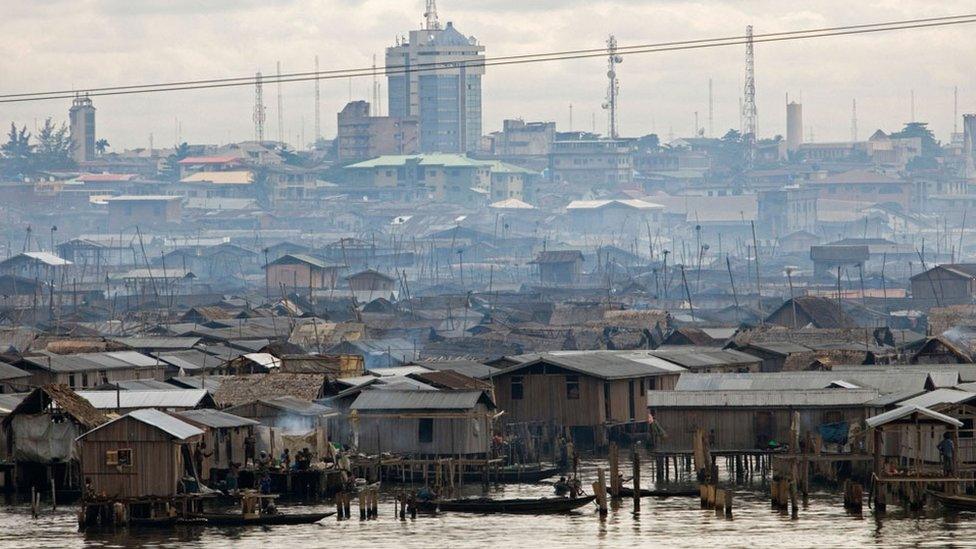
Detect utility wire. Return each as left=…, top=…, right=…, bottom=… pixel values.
left=1, top=14, right=973, bottom=104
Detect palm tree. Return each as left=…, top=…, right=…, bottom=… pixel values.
left=95, top=138, right=110, bottom=155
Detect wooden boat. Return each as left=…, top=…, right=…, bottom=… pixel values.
left=420, top=495, right=596, bottom=514
left=929, top=491, right=976, bottom=511
left=460, top=465, right=561, bottom=483
left=190, top=511, right=334, bottom=526
left=618, top=486, right=699, bottom=498
left=127, top=516, right=208, bottom=528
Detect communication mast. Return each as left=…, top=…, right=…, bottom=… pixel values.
left=276, top=61, right=284, bottom=144
left=741, top=25, right=758, bottom=157
left=314, top=56, right=321, bottom=142
left=253, top=72, right=266, bottom=142
left=851, top=98, right=858, bottom=141
left=424, top=0, right=441, bottom=30
left=708, top=78, right=714, bottom=138
left=602, top=35, right=623, bottom=139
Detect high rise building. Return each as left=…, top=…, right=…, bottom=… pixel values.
left=786, top=101, right=802, bottom=153
left=386, top=3, right=484, bottom=153
left=964, top=113, right=976, bottom=178
left=69, top=95, right=96, bottom=162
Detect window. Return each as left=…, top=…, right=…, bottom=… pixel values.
left=68, top=374, right=76, bottom=388
left=105, top=450, right=118, bottom=465
left=117, top=448, right=133, bottom=466
left=99, top=370, right=108, bottom=384
left=81, top=373, right=89, bottom=388
left=962, top=418, right=974, bottom=439
left=511, top=376, right=524, bottom=400
left=566, top=375, right=580, bottom=400
left=418, top=418, right=434, bottom=443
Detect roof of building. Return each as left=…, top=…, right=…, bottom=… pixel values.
left=105, top=195, right=182, bottom=202
left=893, top=388, right=976, bottom=409
left=212, top=373, right=325, bottom=407
left=489, top=198, right=536, bottom=210
left=75, top=389, right=211, bottom=409
left=408, top=370, right=490, bottom=390
left=765, top=296, right=856, bottom=329
left=177, top=155, right=242, bottom=165
left=411, top=359, right=498, bottom=379
left=495, top=351, right=685, bottom=380
left=565, top=199, right=664, bottom=211
left=181, top=170, right=254, bottom=185
left=0, top=361, right=29, bottom=381
left=530, top=250, right=584, bottom=264
left=350, top=389, right=489, bottom=411
left=227, top=395, right=336, bottom=417
left=647, top=389, right=880, bottom=408
left=645, top=348, right=761, bottom=370
left=265, top=253, right=340, bottom=269
left=2, top=385, right=108, bottom=429
left=865, top=405, right=963, bottom=428
left=811, top=169, right=906, bottom=185
left=176, top=408, right=259, bottom=429
left=22, top=350, right=162, bottom=373
left=76, top=173, right=139, bottom=182
left=80, top=408, right=203, bottom=441
left=346, top=268, right=395, bottom=282
left=0, top=251, right=72, bottom=267
left=674, top=371, right=931, bottom=394
left=108, top=337, right=202, bottom=350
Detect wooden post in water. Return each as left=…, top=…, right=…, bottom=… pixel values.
left=632, top=445, right=641, bottom=513
left=50, top=478, right=56, bottom=511
left=592, top=467, right=608, bottom=516
left=609, top=443, right=620, bottom=498
left=31, top=486, right=37, bottom=519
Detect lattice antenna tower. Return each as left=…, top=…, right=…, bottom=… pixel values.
left=253, top=72, right=266, bottom=141
left=741, top=25, right=758, bottom=155
left=424, top=0, right=441, bottom=30
left=601, top=35, right=623, bottom=139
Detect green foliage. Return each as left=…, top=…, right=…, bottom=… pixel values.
left=890, top=122, right=941, bottom=157
left=0, top=119, right=75, bottom=178
left=95, top=138, right=110, bottom=155
left=161, top=142, right=191, bottom=181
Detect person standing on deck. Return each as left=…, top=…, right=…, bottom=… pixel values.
left=938, top=432, right=955, bottom=476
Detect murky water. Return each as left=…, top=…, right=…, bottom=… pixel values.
left=1, top=461, right=974, bottom=549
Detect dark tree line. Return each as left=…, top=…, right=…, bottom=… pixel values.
left=0, top=119, right=75, bottom=179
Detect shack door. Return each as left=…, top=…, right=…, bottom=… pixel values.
left=754, top=411, right=776, bottom=448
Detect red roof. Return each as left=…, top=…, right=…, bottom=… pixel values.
left=177, top=155, right=242, bottom=165
left=77, top=173, right=137, bottom=182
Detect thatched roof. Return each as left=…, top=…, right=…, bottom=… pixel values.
left=2, top=384, right=108, bottom=430
left=212, top=373, right=326, bottom=408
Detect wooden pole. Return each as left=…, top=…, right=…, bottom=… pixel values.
left=609, top=443, right=620, bottom=498
left=632, top=445, right=641, bottom=513
left=592, top=467, right=608, bottom=516
left=50, top=478, right=56, bottom=511
left=31, top=486, right=37, bottom=519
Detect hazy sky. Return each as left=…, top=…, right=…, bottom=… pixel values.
left=1, top=1, right=973, bottom=150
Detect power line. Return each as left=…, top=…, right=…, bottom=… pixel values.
left=1, top=14, right=973, bottom=104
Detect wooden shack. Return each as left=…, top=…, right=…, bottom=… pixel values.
left=529, top=250, right=583, bottom=285
left=77, top=408, right=203, bottom=499
left=646, top=389, right=878, bottom=452
left=345, top=269, right=396, bottom=292
left=490, top=352, right=684, bottom=447
left=175, top=409, right=259, bottom=479
left=224, top=396, right=337, bottom=459
left=349, top=389, right=495, bottom=456
left=2, top=385, right=107, bottom=492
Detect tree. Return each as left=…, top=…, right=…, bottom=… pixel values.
left=34, top=118, right=74, bottom=170
left=161, top=142, right=191, bottom=180
left=0, top=123, right=34, bottom=178
left=95, top=138, right=110, bottom=155
left=891, top=122, right=940, bottom=157
left=722, top=129, right=742, bottom=142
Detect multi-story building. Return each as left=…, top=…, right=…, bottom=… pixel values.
left=336, top=101, right=419, bottom=162
left=757, top=186, right=819, bottom=237
left=386, top=7, right=484, bottom=154
left=548, top=139, right=633, bottom=188
left=69, top=95, right=96, bottom=163
left=485, top=119, right=555, bottom=167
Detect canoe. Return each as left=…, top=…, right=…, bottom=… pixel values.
left=190, top=511, right=335, bottom=526
left=618, top=486, right=699, bottom=498
left=460, top=466, right=561, bottom=483
left=128, top=516, right=208, bottom=528
left=929, top=491, right=976, bottom=511
left=420, top=495, right=596, bottom=514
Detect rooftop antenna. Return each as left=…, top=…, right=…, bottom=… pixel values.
left=954, top=85, right=959, bottom=136
left=708, top=78, right=714, bottom=138
left=694, top=111, right=699, bottom=136
left=276, top=61, right=284, bottom=144
left=910, top=89, right=916, bottom=123
left=372, top=54, right=379, bottom=115
left=314, top=56, right=321, bottom=142
left=601, top=34, right=623, bottom=139
left=253, top=72, right=266, bottom=141
left=569, top=103, right=573, bottom=131
left=851, top=98, right=858, bottom=141
left=424, top=0, right=441, bottom=30
left=742, top=25, right=758, bottom=161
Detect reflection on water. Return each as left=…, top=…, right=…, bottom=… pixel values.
left=1, top=464, right=973, bottom=549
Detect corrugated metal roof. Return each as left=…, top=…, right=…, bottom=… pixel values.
left=242, top=353, right=281, bottom=369
left=495, top=351, right=685, bottom=380
left=79, top=408, right=203, bottom=441
left=894, top=388, right=976, bottom=409
left=177, top=408, right=259, bottom=428
left=647, top=389, right=879, bottom=408
left=0, top=362, right=29, bottom=381
left=110, top=337, right=202, bottom=350
left=350, top=390, right=486, bottom=411
left=647, top=349, right=761, bottom=369
left=237, top=395, right=335, bottom=417
left=866, top=405, right=963, bottom=428
left=23, top=351, right=162, bottom=372
left=674, top=371, right=929, bottom=394
left=76, top=389, right=209, bottom=409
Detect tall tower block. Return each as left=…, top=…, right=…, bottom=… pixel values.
left=386, top=2, right=485, bottom=153
left=786, top=100, right=802, bottom=153
left=69, top=95, right=96, bottom=162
